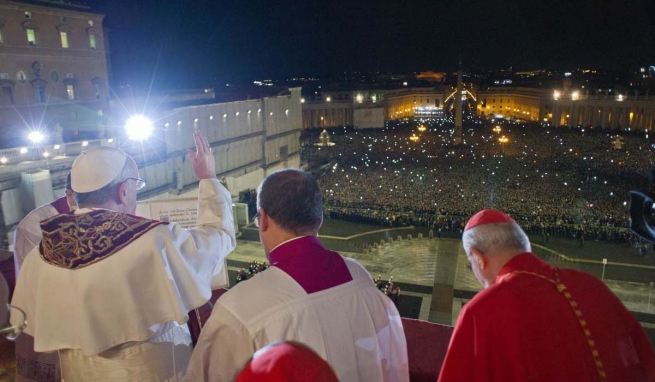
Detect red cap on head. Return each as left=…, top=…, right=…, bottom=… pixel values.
left=464, top=209, right=516, bottom=231
left=236, top=342, right=339, bottom=382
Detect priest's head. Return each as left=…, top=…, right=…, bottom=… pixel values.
left=70, top=147, right=141, bottom=215
left=256, top=169, right=323, bottom=256
left=462, top=209, right=531, bottom=288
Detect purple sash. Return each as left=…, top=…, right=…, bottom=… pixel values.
left=39, top=210, right=168, bottom=270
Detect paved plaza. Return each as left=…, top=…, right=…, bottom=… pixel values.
left=229, top=220, right=655, bottom=328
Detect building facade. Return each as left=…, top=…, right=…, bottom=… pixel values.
left=477, top=87, right=550, bottom=122
left=302, top=84, right=655, bottom=131
left=302, top=87, right=447, bottom=129
left=477, top=87, right=655, bottom=130
left=0, top=0, right=110, bottom=147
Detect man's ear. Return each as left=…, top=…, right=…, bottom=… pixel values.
left=259, top=209, right=270, bottom=232
left=470, top=247, right=487, bottom=270
left=64, top=189, right=77, bottom=210
left=117, top=181, right=128, bottom=206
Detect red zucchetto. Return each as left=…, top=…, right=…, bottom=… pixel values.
left=464, top=209, right=516, bottom=231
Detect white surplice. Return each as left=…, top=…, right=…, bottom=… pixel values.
left=13, top=202, right=59, bottom=273
left=13, top=200, right=64, bottom=382
left=11, top=179, right=236, bottom=382
left=184, top=258, right=409, bottom=382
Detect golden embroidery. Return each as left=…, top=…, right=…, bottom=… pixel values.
left=500, top=269, right=607, bottom=382
left=39, top=210, right=167, bottom=270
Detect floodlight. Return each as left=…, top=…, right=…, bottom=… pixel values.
left=125, top=115, right=154, bottom=141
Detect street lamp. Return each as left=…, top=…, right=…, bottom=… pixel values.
left=493, top=126, right=502, bottom=135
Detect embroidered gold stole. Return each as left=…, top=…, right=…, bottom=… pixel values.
left=39, top=210, right=168, bottom=270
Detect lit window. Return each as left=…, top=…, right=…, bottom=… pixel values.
left=89, top=34, right=96, bottom=49
left=60, top=31, right=69, bottom=48
left=0, top=29, right=3, bottom=44
left=25, top=11, right=31, bottom=19
left=66, top=84, right=75, bottom=100
left=26, top=28, right=36, bottom=45
left=88, top=20, right=94, bottom=27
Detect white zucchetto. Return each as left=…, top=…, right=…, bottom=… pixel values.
left=71, top=147, right=128, bottom=193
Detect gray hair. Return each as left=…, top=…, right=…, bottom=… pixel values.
left=462, top=222, right=531, bottom=255
left=74, top=160, right=135, bottom=207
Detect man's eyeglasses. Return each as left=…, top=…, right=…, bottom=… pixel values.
left=125, top=178, right=146, bottom=191
left=251, top=212, right=260, bottom=228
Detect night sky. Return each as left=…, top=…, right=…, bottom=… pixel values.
left=84, top=0, right=655, bottom=89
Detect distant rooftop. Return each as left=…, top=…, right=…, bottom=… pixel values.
left=6, top=0, right=102, bottom=14
left=212, top=85, right=293, bottom=103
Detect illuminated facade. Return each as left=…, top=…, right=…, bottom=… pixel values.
left=302, top=100, right=353, bottom=128
left=477, top=87, right=655, bottom=130
left=302, top=84, right=655, bottom=132
left=0, top=0, right=110, bottom=145
left=302, top=87, right=446, bottom=129
left=477, top=87, right=549, bottom=122
left=385, top=88, right=444, bottom=119
left=550, top=92, right=655, bottom=130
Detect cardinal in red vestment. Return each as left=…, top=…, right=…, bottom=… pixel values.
left=438, top=209, right=655, bottom=382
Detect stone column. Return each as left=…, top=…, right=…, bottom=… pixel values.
left=610, top=106, right=618, bottom=129
left=571, top=103, right=579, bottom=127
left=553, top=104, right=560, bottom=127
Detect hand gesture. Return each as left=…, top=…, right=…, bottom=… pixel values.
left=188, top=132, right=217, bottom=180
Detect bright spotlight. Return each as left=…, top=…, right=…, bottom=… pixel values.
left=125, top=115, right=154, bottom=141
left=28, top=131, right=44, bottom=143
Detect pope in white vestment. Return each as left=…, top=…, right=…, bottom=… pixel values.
left=185, top=169, right=408, bottom=382
left=11, top=132, right=235, bottom=381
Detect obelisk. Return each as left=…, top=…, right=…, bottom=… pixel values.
left=453, top=67, right=463, bottom=146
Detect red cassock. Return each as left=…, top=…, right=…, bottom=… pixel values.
left=438, top=253, right=655, bottom=382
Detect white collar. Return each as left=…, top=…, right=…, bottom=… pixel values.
left=74, top=207, right=112, bottom=215
left=269, top=235, right=313, bottom=253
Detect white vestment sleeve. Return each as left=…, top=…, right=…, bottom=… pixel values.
left=176, top=178, right=236, bottom=285
left=184, top=304, right=254, bottom=382
left=13, top=204, right=57, bottom=275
